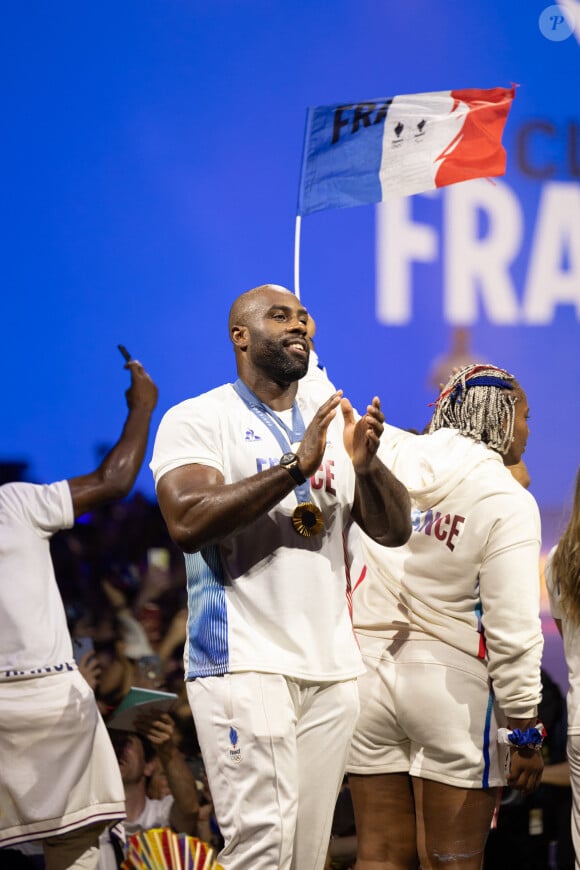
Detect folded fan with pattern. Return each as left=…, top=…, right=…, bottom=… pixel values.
left=121, top=828, right=224, bottom=870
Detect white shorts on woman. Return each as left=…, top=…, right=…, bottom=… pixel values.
left=347, top=633, right=508, bottom=789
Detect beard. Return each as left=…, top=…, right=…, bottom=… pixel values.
left=250, top=337, right=309, bottom=383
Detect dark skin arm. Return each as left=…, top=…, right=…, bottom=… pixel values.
left=68, top=361, right=158, bottom=518
left=342, top=396, right=411, bottom=547
left=135, top=712, right=199, bottom=834
left=502, top=614, right=564, bottom=794
left=504, top=715, right=544, bottom=794
left=157, top=391, right=410, bottom=553
left=157, top=391, right=343, bottom=552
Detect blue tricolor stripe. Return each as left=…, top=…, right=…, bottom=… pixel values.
left=298, top=100, right=386, bottom=215
left=184, top=546, right=229, bottom=676
left=481, top=687, right=495, bottom=788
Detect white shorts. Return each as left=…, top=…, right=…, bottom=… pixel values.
left=187, top=672, right=360, bottom=870
left=0, top=670, right=125, bottom=847
left=347, top=634, right=507, bottom=789
left=566, top=731, right=580, bottom=869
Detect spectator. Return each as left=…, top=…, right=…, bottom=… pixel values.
left=0, top=358, right=158, bottom=870
left=545, top=465, right=580, bottom=868
left=98, top=712, right=200, bottom=868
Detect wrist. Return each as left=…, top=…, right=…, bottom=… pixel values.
left=498, top=722, right=546, bottom=751
left=353, top=453, right=381, bottom=476
left=158, top=743, right=177, bottom=765
left=353, top=461, right=375, bottom=477
left=279, top=452, right=307, bottom=485
left=506, top=713, right=538, bottom=729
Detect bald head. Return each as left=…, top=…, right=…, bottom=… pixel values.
left=228, top=283, right=310, bottom=389
left=228, top=284, right=294, bottom=336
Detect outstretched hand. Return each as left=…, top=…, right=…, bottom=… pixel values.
left=342, top=396, right=384, bottom=472
left=125, top=360, right=159, bottom=413
left=296, top=391, right=343, bottom=478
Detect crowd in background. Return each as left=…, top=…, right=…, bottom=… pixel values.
left=0, top=460, right=574, bottom=870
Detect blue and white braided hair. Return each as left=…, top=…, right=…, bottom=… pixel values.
left=429, top=364, right=519, bottom=455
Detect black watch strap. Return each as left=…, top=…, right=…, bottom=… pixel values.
left=279, top=452, right=307, bottom=485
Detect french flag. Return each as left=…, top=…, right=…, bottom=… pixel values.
left=297, top=87, right=516, bottom=216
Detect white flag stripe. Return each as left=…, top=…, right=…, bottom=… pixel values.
left=379, top=91, right=467, bottom=200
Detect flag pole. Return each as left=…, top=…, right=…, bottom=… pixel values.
left=293, top=215, right=302, bottom=300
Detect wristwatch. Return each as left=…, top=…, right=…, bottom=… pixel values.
left=279, top=452, right=306, bottom=485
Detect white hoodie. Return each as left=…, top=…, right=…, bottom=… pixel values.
left=353, top=425, right=543, bottom=719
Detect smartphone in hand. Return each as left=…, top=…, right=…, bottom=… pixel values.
left=72, top=636, right=94, bottom=665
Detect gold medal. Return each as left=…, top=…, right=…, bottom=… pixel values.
left=292, top=502, right=324, bottom=537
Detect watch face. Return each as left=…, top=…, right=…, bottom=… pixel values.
left=280, top=452, right=296, bottom=466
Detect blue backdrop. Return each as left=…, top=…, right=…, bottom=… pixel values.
left=1, top=0, right=578, bottom=525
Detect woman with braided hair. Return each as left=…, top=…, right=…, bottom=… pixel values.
left=347, top=364, right=544, bottom=870
left=545, top=467, right=580, bottom=868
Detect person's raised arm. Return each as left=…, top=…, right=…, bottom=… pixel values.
left=68, top=360, right=158, bottom=518
left=156, top=392, right=343, bottom=553
left=342, top=396, right=411, bottom=548
left=135, top=712, right=199, bottom=835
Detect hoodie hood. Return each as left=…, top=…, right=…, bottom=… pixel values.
left=380, top=426, right=505, bottom=511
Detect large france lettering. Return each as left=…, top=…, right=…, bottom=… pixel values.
left=376, top=178, right=580, bottom=325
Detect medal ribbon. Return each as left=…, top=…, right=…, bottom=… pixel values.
left=232, top=379, right=313, bottom=504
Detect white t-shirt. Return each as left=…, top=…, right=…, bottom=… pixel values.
left=545, top=547, right=580, bottom=733
left=0, top=481, right=76, bottom=679
left=98, top=796, right=174, bottom=870
left=125, top=794, right=173, bottom=833
left=150, top=382, right=363, bottom=682
left=354, top=426, right=543, bottom=719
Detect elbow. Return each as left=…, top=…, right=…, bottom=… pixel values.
left=356, top=509, right=412, bottom=549
left=375, top=494, right=413, bottom=547
left=162, top=494, right=220, bottom=554
left=157, top=486, right=209, bottom=553
left=380, top=514, right=412, bottom=548
left=167, top=520, right=203, bottom=554
left=390, top=515, right=412, bottom=547
left=103, top=480, right=133, bottom=502
left=97, top=465, right=137, bottom=502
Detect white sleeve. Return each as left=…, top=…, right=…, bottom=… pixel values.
left=478, top=492, right=543, bottom=718
left=150, top=396, right=224, bottom=486
left=0, top=481, right=74, bottom=538
left=544, top=546, right=563, bottom=620
left=376, top=424, right=415, bottom=467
